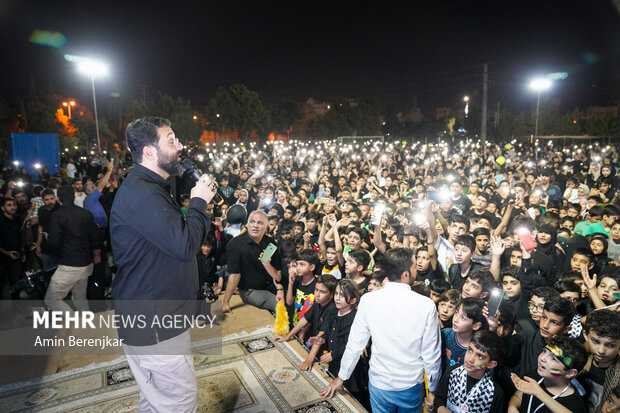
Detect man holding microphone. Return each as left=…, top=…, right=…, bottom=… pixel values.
left=110, top=117, right=216, bottom=413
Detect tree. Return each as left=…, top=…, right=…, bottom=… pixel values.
left=585, top=113, right=618, bottom=137
left=206, top=84, right=269, bottom=143
left=269, top=101, right=301, bottom=137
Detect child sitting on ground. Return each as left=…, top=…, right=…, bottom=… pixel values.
left=435, top=331, right=506, bottom=413
left=276, top=274, right=338, bottom=346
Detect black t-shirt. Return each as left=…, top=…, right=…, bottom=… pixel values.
left=519, top=371, right=587, bottom=413
left=226, top=232, right=282, bottom=292
left=37, top=204, right=59, bottom=254
left=434, top=364, right=505, bottom=413
left=451, top=195, right=473, bottom=215
left=305, top=300, right=337, bottom=338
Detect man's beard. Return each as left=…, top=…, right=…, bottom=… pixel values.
left=156, top=147, right=181, bottom=176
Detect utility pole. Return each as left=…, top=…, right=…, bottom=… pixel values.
left=481, top=64, right=488, bottom=145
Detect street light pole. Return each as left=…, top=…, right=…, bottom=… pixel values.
left=77, top=58, right=107, bottom=154
left=529, top=77, right=552, bottom=161
left=90, top=75, right=101, bottom=153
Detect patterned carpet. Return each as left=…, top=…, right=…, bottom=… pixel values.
left=0, top=329, right=364, bottom=413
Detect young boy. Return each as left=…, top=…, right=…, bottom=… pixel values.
left=586, top=205, right=620, bottom=237
left=582, top=309, right=620, bottom=412
left=368, top=270, right=385, bottom=292
left=471, top=227, right=492, bottom=267
left=516, top=295, right=575, bottom=377
left=277, top=274, right=338, bottom=347
left=461, top=268, right=496, bottom=299
left=553, top=279, right=583, bottom=339
left=321, top=241, right=342, bottom=280
left=608, top=220, right=620, bottom=262
left=286, top=249, right=319, bottom=328
left=437, top=289, right=460, bottom=328
left=448, top=235, right=482, bottom=292
left=345, top=248, right=371, bottom=293
left=509, top=336, right=588, bottom=412
left=442, top=297, right=488, bottom=370
left=574, top=205, right=605, bottom=236
left=430, top=279, right=451, bottom=304
left=435, top=331, right=505, bottom=413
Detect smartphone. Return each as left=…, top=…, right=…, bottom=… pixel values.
left=317, top=197, right=330, bottom=204
left=260, top=243, right=278, bottom=263
left=372, top=204, right=385, bottom=226
left=487, top=288, right=503, bottom=318
left=516, top=228, right=537, bottom=250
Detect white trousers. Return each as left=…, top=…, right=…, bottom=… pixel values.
left=44, top=263, right=93, bottom=312
left=123, top=330, right=197, bottom=413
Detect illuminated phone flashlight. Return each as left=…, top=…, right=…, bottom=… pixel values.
left=34, top=163, right=41, bottom=169
left=413, top=213, right=426, bottom=225
left=16, top=180, right=24, bottom=187
left=440, top=190, right=451, bottom=201
left=13, top=161, right=19, bottom=167
left=594, top=156, right=601, bottom=162
left=262, top=197, right=271, bottom=204
left=516, top=227, right=529, bottom=236
left=534, top=190, right=542, bottom=196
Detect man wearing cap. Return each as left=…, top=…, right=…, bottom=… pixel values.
left=534, top=169, right=562, bottom=202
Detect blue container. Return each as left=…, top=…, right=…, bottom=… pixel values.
left=10, top=133, right=60, bottom=182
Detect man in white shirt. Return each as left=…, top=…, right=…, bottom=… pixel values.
left=320, top=248, right=442, bottom=412
left=66, top=158, right=77, bottom=181
left=72, top=178, right=87, bottom=208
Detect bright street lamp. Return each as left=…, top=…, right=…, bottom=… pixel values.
left=463, top=96, right=469, bottom=118
left=77, top=59, right=108, bottom=153
left=529, top=77, right=552, bottom=140
left=62, top=100, right=76, bottom=119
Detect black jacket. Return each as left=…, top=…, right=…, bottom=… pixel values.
left=110, top=164, right=211, bottom=345
left=47, top=203, right=100, bottom=267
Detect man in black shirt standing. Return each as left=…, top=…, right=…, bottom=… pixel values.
left=0, top=197, right=23, bottom=299
left=222, top=209, right=284, bottom=314
left=36, top=189, right=59, bottom=269
left=110, top=117, right=216, bottom=413
left=44, top=185, right=101, bottom=311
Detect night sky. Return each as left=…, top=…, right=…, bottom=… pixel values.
left=1, top=0, right=618, bottom=115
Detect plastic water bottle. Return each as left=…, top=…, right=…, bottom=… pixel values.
left=319, top=350, right=329, bottom=372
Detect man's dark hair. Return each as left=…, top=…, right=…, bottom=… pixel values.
left=547, top=335, right=588, bottom=372
left=296, top=248, right=319, bottom=269
left=470, top=330, right=504, bottom=364
left=454, top=235, right=476, bottom=253
left=543, top=296, right=575, bottom=326
left=382, top=247, right=414, bottom=282
left=0, top=196, right=15, bottom=208
left=316, top=274, right=338, bottom=295
left=531, top=286, right=561, bottom=301
left=41, top=189, right=55, bottom=198
left=57, top=185, right=75, bottom=204
left=285, top=205, right=297, bottom=215
left=125, top=117, right=171, bottom=163
left=411, top=281, right=431, bottom=297
left=584, top=309, right=620, bottom=340
left=348, top=248, right=371, bottom=272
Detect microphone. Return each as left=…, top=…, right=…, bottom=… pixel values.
left=180, top=158, right=224, bottom=205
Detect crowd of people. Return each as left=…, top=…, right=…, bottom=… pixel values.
left=1, top=131, right=620, bottom=412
